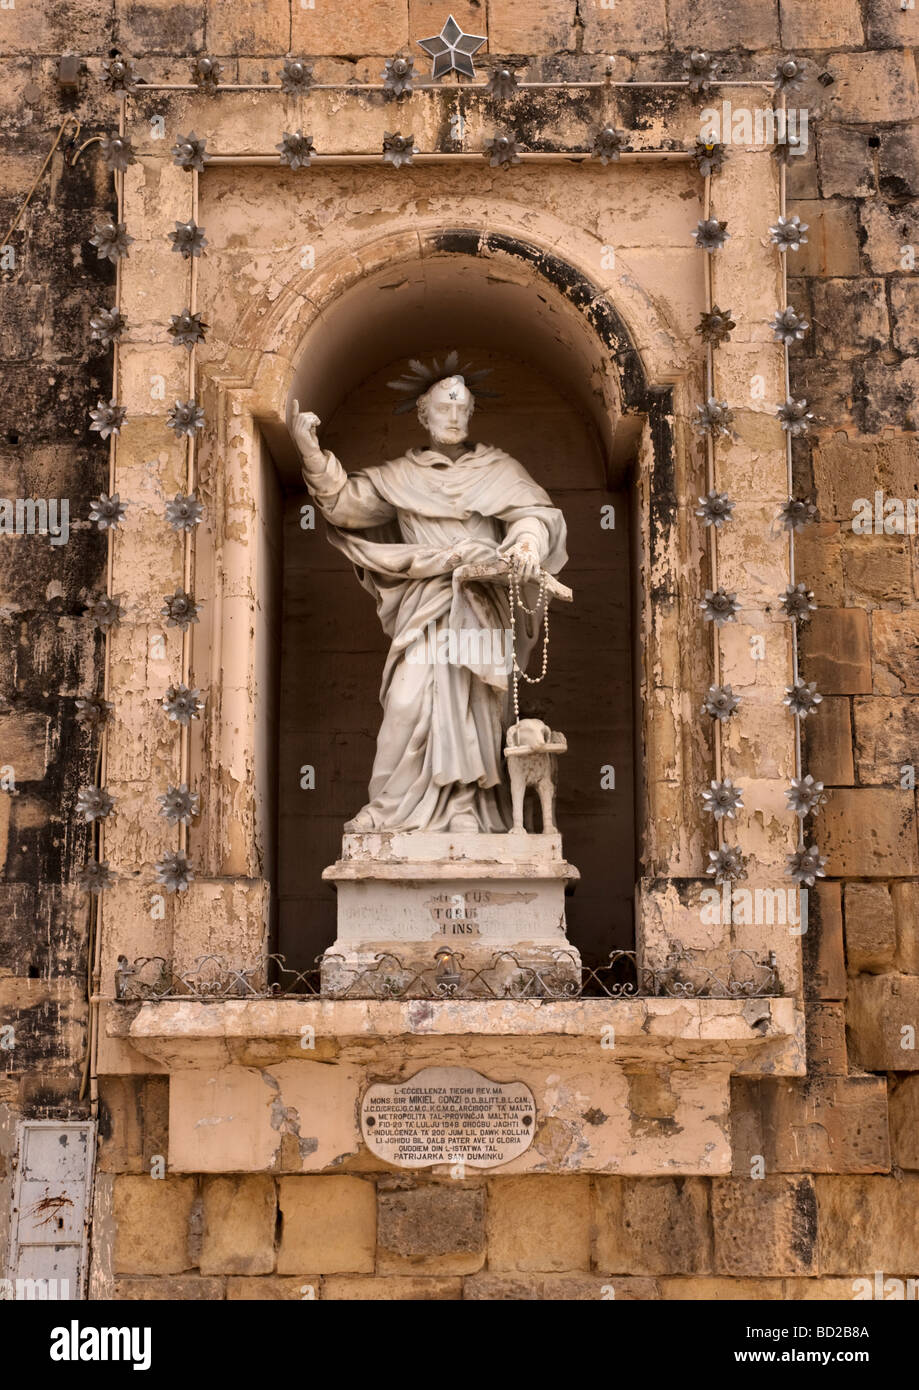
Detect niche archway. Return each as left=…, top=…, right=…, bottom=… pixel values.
left=255, top=232, right=668, bottom=971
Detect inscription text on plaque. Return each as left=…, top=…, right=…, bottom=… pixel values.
left=361, top=1066, right=536, bottom=1169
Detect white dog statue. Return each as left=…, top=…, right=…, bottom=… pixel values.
left=504, top=718, right=568, bottom=834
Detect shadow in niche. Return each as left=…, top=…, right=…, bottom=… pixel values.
left=274, top=347, right=637, bottom=973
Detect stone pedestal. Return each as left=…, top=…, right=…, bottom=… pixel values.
left=319, top=831, right=580, bottom=997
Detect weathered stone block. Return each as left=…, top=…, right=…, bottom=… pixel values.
left=821, top=788, right=919, bottom=877
left=816, top=126, right=876, bottom=199
left=892, top=880, right=919, bottom=974
left=824, top=52, right=919, bottom=124
left=277, top=1177, right=375, bottom=1274
left=228, top=1276, right=320, bottom=1300
left=844, top=535, right=911, bottom=606
left=817, top=1175, right=919, bottom=1272
left=865, top=0, right=919, bottom=45
left=889, top=1076, right=919, bottom=1169
left=802, top=700, right=854, bottom=790
left=593, top=1177, right=711, bottom=1276
left=669, top=0, right=778, bottom=47
left=225, top=1273, right=318, bottom=1295
left=205, top=0, right=289, bottom=53
left=113, top=1175, right=196, bottom=1275
left=487, top=1175, right=590, bottom=1273
left=200, top=1176, right=277, bottom=1276
left=711, top=1176, right=817, bottom=1276
left=873, top=610, right=919, bottom=695
left=488, top=0, right=577, bottom=50
left=878, top=126, right=919, bottom=203
left=779, top=0, right=863, bottom=46
left=854, top=697, right=919, bottom=786
left=463, top=1273, right=657, bottom=1300
left=813, top=436, right=919, bottom=524
left=579, top=0, right=668, bottom=52
left=659, top=1276, right=783, bottom=1299
left=0, top=712, right=50, bottom=781
left=115, top=0, right=206, bottom=53
left=811, top=279, right=888, bottom=360
left=845, top=883, right=897, bottom=974
left=794, top=523, right=843, bottom=606
left=788, top=200, right=860, bottom=278
left=848, top=973, right=919, bottom=1070
left=805, top=1001, right=848, bottom=1076
left=861, top=200, right=919, bottom=276
left=291, top=0, right=408, bottom=55
left=323, top=1275, right=462, bottom=1300
left=377, top=1185, right=484, bottom=1275
left=800, top=610, right=871, bottom=694
left=97, top=1076, right=169, bottom=1174
left=803, top=885, right=847, bottom=1003
left=890, top=277, right=919, bottom=358
left=754, top=1076, right=889, bottom=1174
left=782, top=1277, right=867, bottom=1300
left=113, top=1276, right=225, bottom=1300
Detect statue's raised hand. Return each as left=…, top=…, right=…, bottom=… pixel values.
left=291, top=400, right=324, bottom=468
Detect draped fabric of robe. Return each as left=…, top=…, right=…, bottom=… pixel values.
left=303, top=441, right=568, bottom=831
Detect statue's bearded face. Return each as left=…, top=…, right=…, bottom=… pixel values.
left=418, top=376, right=474, bottom=446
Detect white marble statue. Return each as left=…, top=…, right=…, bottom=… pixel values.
left=291, top=372, right=568, bottom=833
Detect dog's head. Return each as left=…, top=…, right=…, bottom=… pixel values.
left=507, top=717, right=552, bottom=748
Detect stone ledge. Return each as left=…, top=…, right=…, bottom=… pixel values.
left=106, top=996, right=805, bottom=1075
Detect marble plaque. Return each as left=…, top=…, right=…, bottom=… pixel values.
left=361, top=1066, right=536, bottom=1169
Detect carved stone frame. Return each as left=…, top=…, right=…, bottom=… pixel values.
left=97, top=85, right=802, bottom=1071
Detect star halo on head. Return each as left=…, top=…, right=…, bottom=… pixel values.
left=387, top=351, right=499, bottom=415
left=417, top=14, right=486, bottom=80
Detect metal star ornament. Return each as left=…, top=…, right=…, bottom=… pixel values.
left=90, top=307, right=127, bottom=347
left=75, top=695, right=113, bottom=726
left=702, top=684, right=741, bottom=721
left=168, top=308, right=207, bottom=349
left=89, top=492, right=127, bottom=530
left=784, top=680, right=822, bottom=717
left=165, top=493, right=204, bottom=531
left=702, top=778, right=744, bottom=821
left=155, top=850, right=194, bottom=894
left=786, top=844, right=826, bottom=886
left=779, top=498, right=818, bottom=532
left=786, top=775, right=826, bottom=817
left=79, top=859, right=112, bottom=894
left=77, top=785, right=115, bottom=822
left=162, top=683, right=205, bottom=725
left=706, top=845, right=748, bottom=884
left=781, top=582, right=817, bottom=622
left=158, top=784, right=200, bottom=824
left=700, top=586, right=740, bottom=626
left=277, top=131, right=315, bottom=170
left=161, top=589, right=200, bottom=630
left=417, top=15, right=486, bottom=80
left=89, top=595, right=124, bottom=629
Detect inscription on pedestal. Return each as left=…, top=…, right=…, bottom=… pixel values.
left=360, top=1066, right=536, bottom=1169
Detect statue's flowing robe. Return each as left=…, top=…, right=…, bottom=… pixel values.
left=303, top=441, right=567, bottom=831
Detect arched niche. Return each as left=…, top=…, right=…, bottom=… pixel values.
left=249, top=232, right=673, bottom=970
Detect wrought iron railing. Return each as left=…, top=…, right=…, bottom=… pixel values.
left=114, top=947, right=781, bottom=1002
